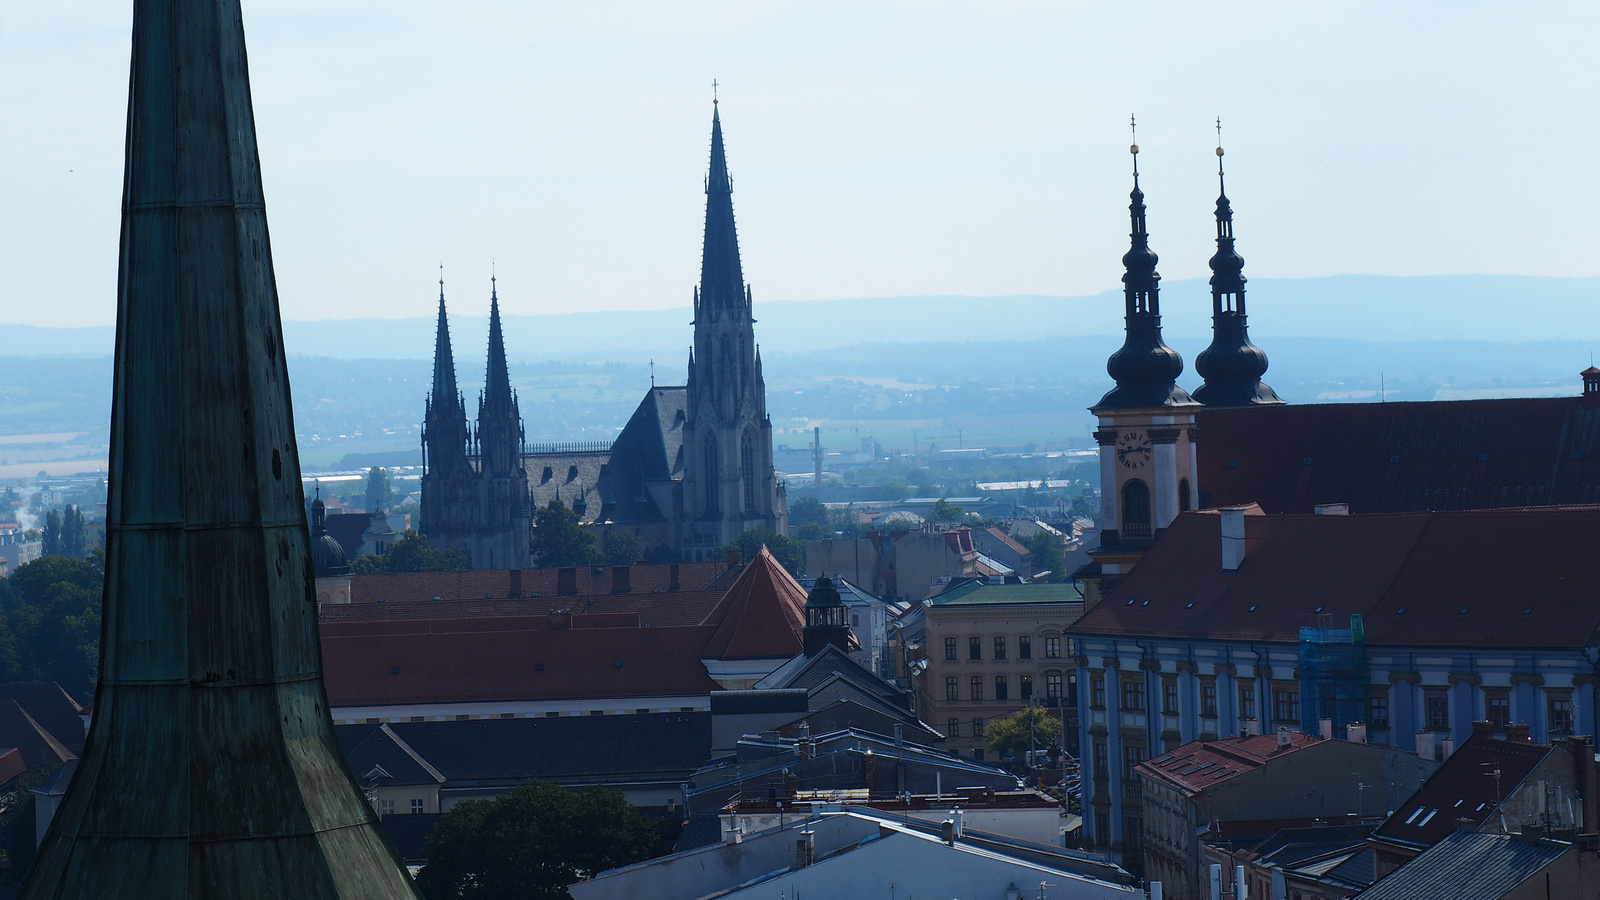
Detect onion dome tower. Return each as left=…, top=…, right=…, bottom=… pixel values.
left=802, top=575, right=851, bottom=656
left=21, top=0, right=422, bottom=895
left=1093, top=122, right=1195, bottom=411
left=310, top=490, right=352, bottom=579
left=1193, top=122, right=1284, bottom=407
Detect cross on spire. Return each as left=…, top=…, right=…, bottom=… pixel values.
left=713, top=79, right=719, bottom=104
left=1130, top=114, right=1140, bottom=179
left=1215, top=116, right=1226, bottom=181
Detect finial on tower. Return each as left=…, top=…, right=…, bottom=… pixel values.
left=1215, top=117, right=1226, bottom=188
left=713, top=79, right=719, bottom=104
left=1130, top=114, right=1140, bottom=180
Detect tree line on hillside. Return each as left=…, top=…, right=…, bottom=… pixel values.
left=0, top=554, right=102, bottom=701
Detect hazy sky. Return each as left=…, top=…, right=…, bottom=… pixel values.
left=3, top=2, right=1597, bottom=327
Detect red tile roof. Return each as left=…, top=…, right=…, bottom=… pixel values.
left=698, top=546, right=807, bottom=660
left=983, top=526, right=1031, bottom=557
left=348, top=561, right=730, bottom=604
left=1137, top=731, right=1326, bottom=797
left=1073, top=506, right=1600, bottom=649
left=321, top=617, right=721, bottom=707
left=1373, top=733, right=1554, bottom=850
left=1197, top=397, right=1600, bottom=515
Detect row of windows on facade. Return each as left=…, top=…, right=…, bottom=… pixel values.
left=703, top=431, right=762, bottom=512
left=1083, top=674, right=1577, bottom=734
left=943, top=635, right=1062, bottom=661
left=944, top=671, right=1074, bottom=702
left=376, top=799, right=426, bottom=816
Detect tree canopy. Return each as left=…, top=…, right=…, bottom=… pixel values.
left=599, top=530, right=643, bottom=566
left=0, top=554, right=104, bottom=700
left=530, top=499, right=599, bottom=567
left=41, top=505, right=86, bottom=558
left=416, top=780, right=659, bottom=900
left=364, top=466, right=392, bottom=513
left=985, top=706, right=1063, bottom=763
left=716, top=527, right=805, bottom=575
left=1021, top=529, right=1066, bottom=582
left=351, top=530, right=468, bottom=574
left=929, top=498, right=965, bottom=523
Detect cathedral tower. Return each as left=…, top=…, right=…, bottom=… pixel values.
left=681, top=100, right=787, bottom=556
left=1090, top=124, right=1200, bottom=567
left=471, top=279, right=531, bottom=569
left=420, top=276, right=477, bottom=552
left=1193, top=127, right=1283, bottom=407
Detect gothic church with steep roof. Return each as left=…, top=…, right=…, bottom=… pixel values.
left=420, top=102, right=787, bottom=567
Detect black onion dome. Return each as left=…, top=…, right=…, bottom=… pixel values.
left=309, top=493, right=351, bottom=577
left=1094, top=165, right=1196, bottom=411
left=805, top=575, right=845, bottom=609
left=1193, top=168, right=1283, bottom=407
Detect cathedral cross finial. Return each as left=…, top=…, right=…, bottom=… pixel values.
left=1215, top=117, right=1225, bottom=177
left=713, top=79, right=718, bottom=104
left=439, top=262, right=444, bottom=289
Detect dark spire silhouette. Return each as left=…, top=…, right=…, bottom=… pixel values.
left=21, top=0, right=422, bottom=894
left=1095, top=117, right=1195, bottom=411
left=431, top=268, right=459, bottom=407
left=1194, top=121, right=1283, bottom=406
left=699, top=100, right=747, bottom=314
left=424, top=271, right=469, bottom=477
left=483, top=276, right=514, bottom=412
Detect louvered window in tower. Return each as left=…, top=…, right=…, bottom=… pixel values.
left=702, top=436, right=719, bottom=512
left=741, top=429, right=756, bottom=510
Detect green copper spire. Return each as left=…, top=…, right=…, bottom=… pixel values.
left=21, top=1, right=421, bottom=896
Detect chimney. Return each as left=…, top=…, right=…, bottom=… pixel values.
left=1569, top=735, right=1598, bottom=835
left=669, top=563, right=681, bottom=591
left=1240, top=717, right=1257, bottom=738
left=1583, top=367, right=1600, bottom=410
left=953, top=808, right=964, bottom=838
left=1416, top=731, right=1437, bottom=761
left=1507, top=723, right=1532, bottom=743
left=1454, top=817, right=1478, bottom=833
left=796, top=830, right=815, bottom=867
left=557, top=566, right=578, bottom=595
left=610, top=565, right=631, bottom=593
left=1234, top=864, right=1247, bottom=900
left=1319, top=718, right=1333, bottom=740
left=508, top=568, right=522, bottom=598
left=941, top=819, right=955, bottom=845
left=1276, top=725, right=1292, bottom=749
left=1347, top=722, right=1368, bottom=745
left=1220, top=507, right=1247, bottom=572
left=549, top=608, right=572, bottom=630
left=1440, top=736, right=1456, bottom=759
left=1472, top=720, right=1493, bottom=738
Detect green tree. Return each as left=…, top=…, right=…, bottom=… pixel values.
left=985, top=706, right=1063, bottom=763
left=1022, top=530, right=1066, bottom=582
left=716, top=527, right=805, bottom=576
left=0, top=555, right=102, bottom=698
left=929, top=498, right=964, bottom=523
left=364, top=466, right=392, bottom=513
left=599, top=530, right=643, bottom=566
left=351, top=530, right=468, bottom=574
left=788, top=498, right=828, bottom=532
left=40, top=509, right=61, bottom=557
left=416, top=780, right=659, bottom=900
left=530, top=499, right=599, bottom=567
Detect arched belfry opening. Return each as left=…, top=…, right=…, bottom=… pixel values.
left=1122, top=480, right=1152, bottom=539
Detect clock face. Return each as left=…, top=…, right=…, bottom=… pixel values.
left=1115, top=431, right=1152, bottom=469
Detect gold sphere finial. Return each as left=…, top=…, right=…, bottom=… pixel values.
left=1130, top=143, right=1139, bottom=155
left=1216, top=146, right=1225, bottom=157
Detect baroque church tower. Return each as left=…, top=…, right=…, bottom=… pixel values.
left=1193, top=131, right=1283, bottom=407
left=1089, top=126, right=1200, bottom=585
left=420, top=276, right=531, bottom=568
left=681, top=100, right=787, bottom=554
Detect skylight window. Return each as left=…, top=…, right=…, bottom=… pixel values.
left=1247, top=605, right=1258, bottom=612
left=1396, top=607, right=1407, bottom=615
left=1523, top=607, right=1533, bottom=616
left=1404, top=807, right=1424, bottom=825
left=1418, top=809, right=1439, bottom=827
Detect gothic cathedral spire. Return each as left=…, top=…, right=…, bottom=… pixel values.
left=424, top=274, right=469, bottom=477
left=1193, top=125, right=1283, bottom=407
left=683, top=98, right=786, bottom=555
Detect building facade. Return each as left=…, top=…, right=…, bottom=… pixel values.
left=917, top=581, right=1085, bottom=760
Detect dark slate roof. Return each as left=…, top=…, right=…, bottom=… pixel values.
left=28, top=755, right=74, bottom=795
left=381, top=712, right=711, bottom=784
left=1073, top=506, right=1600, bottom=649
left=1196, top=397, right=1600, bottom=514
left=1374, top=734, right=1554, bottom=850
left=755, top=644, right=901, bottom=704
left=0, top=682, right=85, bottom=755
left=342, top=724, right=446, bottom=787
left=1318, top=846, right=1376, bottom=890
left=673, top=815, right=723, bottom=853
left=525, top=450, right=611, bottom=524
left=599, top=386, right=687, bottom=525
left=710, top=689, right=809, bottom=715
left=1356, top=830, right=1570, bottom=900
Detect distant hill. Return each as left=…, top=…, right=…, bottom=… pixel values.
left=6, top=274, right=1600, bottom=361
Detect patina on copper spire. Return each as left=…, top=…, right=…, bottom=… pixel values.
left=21, top=1, right=421, bottom=895
left=1194, top=119, right=1283, bottom=407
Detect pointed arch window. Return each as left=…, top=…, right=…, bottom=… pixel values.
left=719, top=335, right=733, bottom=397
left=1122, top=479, right=1152, bottom=539
left=702, top=435, right=720, bottom=512
left=741, top=429, right=757, bottom=510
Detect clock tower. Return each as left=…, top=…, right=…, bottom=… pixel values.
left=1087, top=127, right=1200, bottom=596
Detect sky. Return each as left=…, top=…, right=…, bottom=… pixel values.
left=2, top=2, right=1598, bottom=328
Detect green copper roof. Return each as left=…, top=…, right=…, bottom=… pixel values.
left=928, top=581, right=1083, bottom=606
